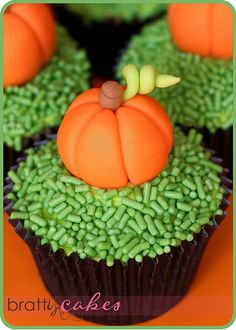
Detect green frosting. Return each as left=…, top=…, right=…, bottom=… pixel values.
left=65, top=3, right=167, bottom=23
left=117, top=19, right=233, bottom=133
left=3, top=26, right=90, bottom=151
left=8, top=128, right=224, bottom=266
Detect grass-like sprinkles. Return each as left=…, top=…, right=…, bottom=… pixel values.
left=65, top=3, right=167, bottom=23
left=117, top=19, right=233, bottom=133
left=7, top=128, right=224, bottom=266
left=3, top=26, right=90, bottom=151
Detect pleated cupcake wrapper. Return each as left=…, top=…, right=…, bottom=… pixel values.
left=4, top=140, right=232, bottom=325
left=200, top=127, right=233, bottom=178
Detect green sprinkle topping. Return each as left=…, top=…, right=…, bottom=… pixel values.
left=8, top=129, right=224, bottom=266
left=66, top=3, right=167, bottom=23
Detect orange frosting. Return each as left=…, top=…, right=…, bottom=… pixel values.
left=4, top=4, right=56, bottom=87
left=57, top=88, right=173, bottom=189
left=168, top=4, right=233, bottom=59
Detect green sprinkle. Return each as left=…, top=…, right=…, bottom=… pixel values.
left=114, top=205, right=126, bottom=220
left=106, top=255, right=114, bottom=267
left=123, top=238, right=140, bottom=254
left=49, top=195, right=66, bottom=207
left=128, top=220, right=142, bottom=235
left=118, top=233, right=133, bottom=247
left=30, top=214, right=47, bottom=227
left=8, top=171, right=21, bottom=184
left=144, top=215, right=158, bottom=236
left=122, top=198, right=144, bottom=210
left=57, top=206, right=73, bottom=220
left=134, top=212, right=146, bottom=230
left=150, top=201, right=164, bottom=215
left=158, top=178, right=169, bottom=192
left=143, top=182, right=151, bottom=204
left=103, top=190, right=118, bottom=200
left=28, top=184, right=42, bottom=193
left=175, top=231, right=186, bottom=240
left=182, top=178, right=196, bottom=191
left=110, top=235, right=119, bottom=249
left=142, top=232, right=155, bottom=244
left=11, top=211, right=28, bottom=220
left=118, top=213, right=130, bottom=230
left=134, top=186, right=143, bottom=202
left=47, top=227, right=57, bottom=239
left=163, top=191, right=183, bottom=199
left=177, top=202, right=192, bottom=212
left=84, top=247, right=96, bottom=257
left=67, top=214, right=81, bottom=223
left=75, top=194, right=86, bottom=204
left=59, top=233, right=69, bottom=246
left=194, top=176, right=206, bottom=200
left=157, top=196, right=169, bottom=210
left=128, top=242, right=150, bottom=258
left=52, top=228, right=67, bottom=241
left=153, top=243, right=164, bottom=255
left=150, top=186, right=158, bottom=201
left=154, top=219, right=166, bottom=236
left=101, top=208, right=116, bottom=222
left=60, top=175, right=83, bottom=185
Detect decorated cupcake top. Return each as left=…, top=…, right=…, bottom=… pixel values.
left=168, top=4, right=233, bottom=59
left=57, top=65, right=180, bottom=188
left=6, top=65, right=226, bottom=267
left=7, top=128, right=225, bottom=266
left=4, top=4, right=56, bottom=87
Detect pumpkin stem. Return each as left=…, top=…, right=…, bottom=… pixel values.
left=99, top=81, right=123, bottom=111
left=122, top=64, right=181, bottom=101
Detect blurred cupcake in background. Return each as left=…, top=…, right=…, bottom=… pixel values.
left=117, top=4, right=233, bottom=175
left=54, top=3, right=167, bottom=77
left=3, top=3, right=90, bottom=172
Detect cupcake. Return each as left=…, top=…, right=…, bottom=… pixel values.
left=117, top=4, right=233, bottom=175
left=54, top=3, right=167, bottom=77
left=4, top=65, right=231, bottom=325
left=3, top=4, right=90, bottom=172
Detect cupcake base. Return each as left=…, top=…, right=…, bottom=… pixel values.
left=4, top=177, right=231, bottom=325
left=201, top=127, right=233, bottom=178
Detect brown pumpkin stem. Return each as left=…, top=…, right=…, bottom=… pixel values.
left=99, top=81, right=123, bottom=111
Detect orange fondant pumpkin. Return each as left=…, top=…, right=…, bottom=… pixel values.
left=57, top=87, right=173, bottom=189
left=168, top=4, right=233, bottom=59
left=4, top=4, right=56, bottom=87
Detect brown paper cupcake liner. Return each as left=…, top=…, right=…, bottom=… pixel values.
left=199, top=127, right=233, bottom=178
left=4, top=140, right=232, bottom=325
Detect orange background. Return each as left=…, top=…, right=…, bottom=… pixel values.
left=3, top=195, right=233, bottom=327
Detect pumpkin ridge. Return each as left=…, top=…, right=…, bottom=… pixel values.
left=208, top=4, right=214, bottom=57
left=74, top=107, right=103, bottom=177
left=114, top=110, right=130, bottom=180
left=65, top=89, right=100, bottom=116
left=7, top=7, right=45, bottom=61
left=57, top=104, right=102, bottom=177
left=122, top=102, right=172, bottom=151
left=75, top=109, right=128, bottom=187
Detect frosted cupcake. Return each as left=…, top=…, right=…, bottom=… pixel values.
left=5, top=65, right=230, bottom=325
left=117, top=4, right=233, bottom=175
left=3, top=4, right=90, bottom=169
